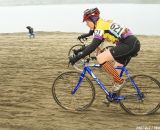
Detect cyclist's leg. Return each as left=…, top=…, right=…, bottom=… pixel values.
left=114, top=62, right=123, bottom=75
left=96, top=50, right=124, bottom=84
left=109, top=36, right=140, bottom=80
left=96, top=49, right=113, bottom=64
left=97, top=36, right=140, bottom=84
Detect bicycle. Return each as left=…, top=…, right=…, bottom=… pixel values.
left=52, top=59, right=160, bottom=115
left=68, top=40, right=114, bottom=71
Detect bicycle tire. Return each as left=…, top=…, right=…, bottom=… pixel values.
left=52, top=71, right=95, bottom=111
left=68, top=44, right=84, bottom=57
left=119, top=74, right=160, bottom=115
left=68, top=45, right=114, bottom=57
left=68, top=44, right=89, bottom=71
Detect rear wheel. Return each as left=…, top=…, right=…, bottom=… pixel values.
left=68, top=44, right=84, bottom=57
left=68, top=44, right=90, bottom=71
left=119, top=75, right=160, bottom=115
left=68, top=44, right=114, bottom=71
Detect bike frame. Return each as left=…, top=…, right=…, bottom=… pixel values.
left=71, top=64, right=142, bottom=101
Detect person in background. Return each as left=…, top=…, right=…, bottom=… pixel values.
left=69, top=7, right=140, bottom=94
left=26, top=26, right=35, bottom=38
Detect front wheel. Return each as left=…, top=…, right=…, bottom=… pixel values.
left=119, top=75, right=160, bottom=115
left=52, top=71, right=95, bottom=111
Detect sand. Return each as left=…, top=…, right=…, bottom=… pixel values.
left=0, top=32, right=159, bottom=130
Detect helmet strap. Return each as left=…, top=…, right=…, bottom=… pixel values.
left=89, top=16, right=99, bottom=24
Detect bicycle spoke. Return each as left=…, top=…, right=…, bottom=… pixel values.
left=120, top=75, right=160, bottom=115
left=52, top=71, right=95, bottom=111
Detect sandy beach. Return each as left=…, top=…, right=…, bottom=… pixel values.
left=0, top=32, right=159, bottom=130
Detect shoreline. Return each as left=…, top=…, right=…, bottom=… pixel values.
left=0, top=31, right=160, bottom=37
left=0, top=4, right=160, bottom=35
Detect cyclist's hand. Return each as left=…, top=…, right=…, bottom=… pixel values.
left=69, top=55, right=78, bottom=65
left=77, top=35, right=87, bottom=43
left=73, top=45, right=86, bottom=55
left=69, top=52, right=83, bottom=65
left=73, top=49, right=80, bottom=55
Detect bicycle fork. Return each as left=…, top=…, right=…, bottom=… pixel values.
left=71, top=68, right=87, bottom=94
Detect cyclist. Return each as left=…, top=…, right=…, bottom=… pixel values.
left=69, top=7, right=140, bottom=92
left=26, top=26, right=35, bottom=38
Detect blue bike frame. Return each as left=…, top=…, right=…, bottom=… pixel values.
left=71, top=64, right=142, bottom=101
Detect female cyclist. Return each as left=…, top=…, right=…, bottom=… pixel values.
left=69, top=7, right=140, bottom=92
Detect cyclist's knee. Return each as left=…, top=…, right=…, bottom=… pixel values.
left=97, top=55, right=104, bottom=64
left=97, top=50, right=114, bottom=64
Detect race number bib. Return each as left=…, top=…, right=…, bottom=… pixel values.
left=94, top=29, right=103, bottom=37
left=109, top=22, right=125, bottom=38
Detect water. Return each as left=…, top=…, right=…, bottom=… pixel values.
left=0, top=0, right=160, bottom=6
left=0, top=4, right=160, bottom=35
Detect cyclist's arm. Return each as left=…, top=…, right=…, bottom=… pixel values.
left=69, top=38, right=102, bottom=65
left=80, top=38, right=102, bottom=58
left=79, top=29, right=94, bottom=38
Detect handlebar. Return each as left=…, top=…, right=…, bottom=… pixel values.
left=78, top=37, right=88, bottom=44
left=68, top=56, right=97, bottom=68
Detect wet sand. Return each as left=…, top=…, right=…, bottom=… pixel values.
left=0, top=32, right=159, bottom=130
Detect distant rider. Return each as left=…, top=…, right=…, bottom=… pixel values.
left=26, top=26, right=35, bottom=38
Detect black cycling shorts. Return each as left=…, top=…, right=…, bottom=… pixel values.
left=110, top=35, right=140, bottom=65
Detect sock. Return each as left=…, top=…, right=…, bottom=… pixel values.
left=101, top=61, right=124, bottom=84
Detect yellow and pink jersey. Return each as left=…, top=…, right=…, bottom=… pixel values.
left=94, top=18, right=133, bottom=44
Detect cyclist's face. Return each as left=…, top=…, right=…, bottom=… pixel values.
left=86, top=20, right=94, bottom=29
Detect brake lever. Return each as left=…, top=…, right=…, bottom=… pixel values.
left=83, top=37, right=88, bottom=41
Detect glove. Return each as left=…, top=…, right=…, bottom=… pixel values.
left=73, top=45, right=86, bottom=55
left=77, top=35, right=87, bottom=42
left=69, top=52, right=83, bottom=65
left=77, top=30, right=94, bottom=42
left=77, top=35, right=85, bottom=40
left=69, top=55, right=79, bottom=65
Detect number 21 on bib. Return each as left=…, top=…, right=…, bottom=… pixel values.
left=94, top=29, right=103, bottom=37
